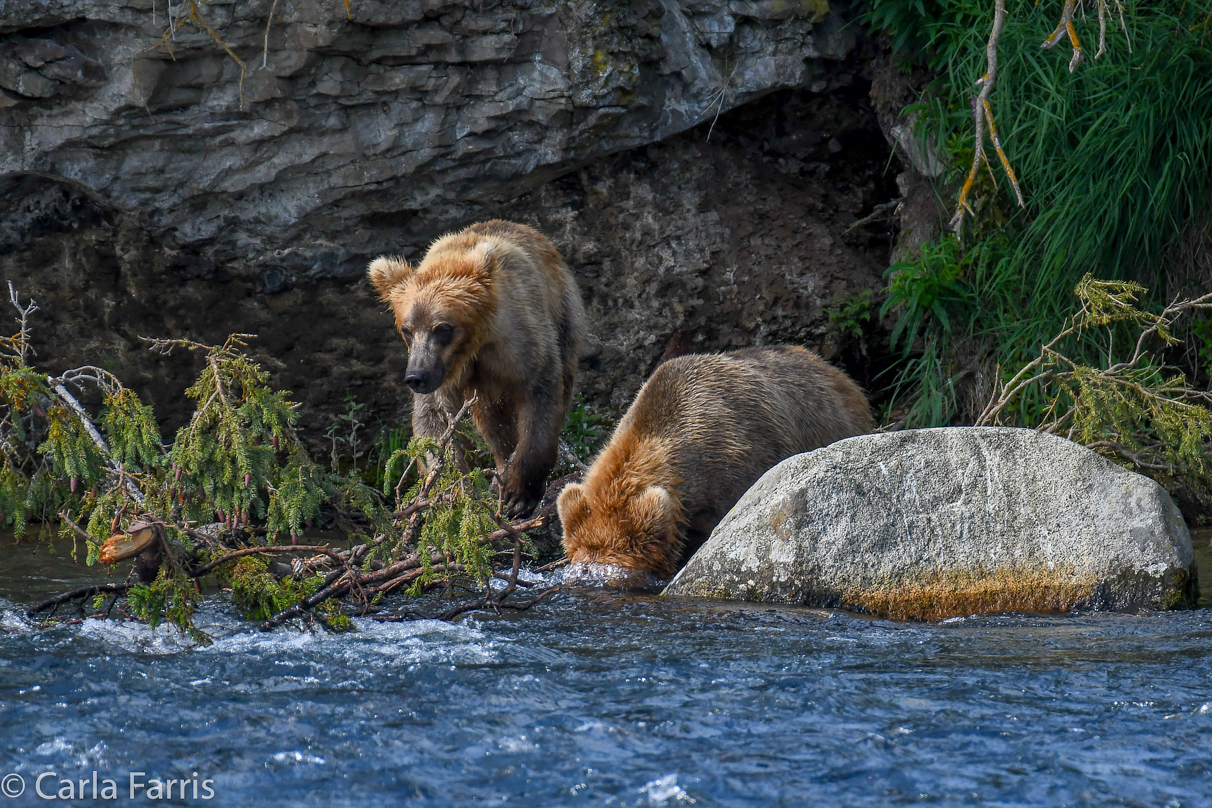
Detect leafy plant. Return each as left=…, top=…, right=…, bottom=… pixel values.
left=561, top=398, right=614, bottom=466
left=978, top=276, right=1212, bottom=513
left=825, top=289, right=878, bottom=358
left=881, top=237, right=973, bottom=356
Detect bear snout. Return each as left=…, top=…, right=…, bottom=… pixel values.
left=404, top=368, right=442, bottom=394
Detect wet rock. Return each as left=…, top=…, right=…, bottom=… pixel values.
left=663, top=427, right=1199, bottom=619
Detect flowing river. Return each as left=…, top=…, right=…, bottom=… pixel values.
left=1, top=536, right=1210, bottom=806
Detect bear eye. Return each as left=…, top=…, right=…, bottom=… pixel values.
left=432, top=323, right=454, bottom=345
left=399, top=327, right=413, bottom=344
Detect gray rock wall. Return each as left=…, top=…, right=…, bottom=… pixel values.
left=0, top=0, right=897, bottom=437
left=2, top=0, right=854, bottom=274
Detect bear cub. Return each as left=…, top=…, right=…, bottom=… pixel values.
left=558, top=346, right=873, bottom=577
left=369, top=220, right=586, bottom=517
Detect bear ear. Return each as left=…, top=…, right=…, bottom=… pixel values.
left=367, top=256, right=414, bottom=302
left=557, top=483, right=589, bottom=531
left=471, top=239, right=497, bottom=269
left=632, top=485, right=676, bottom=537
left=631, top=486, right=680, bottom=575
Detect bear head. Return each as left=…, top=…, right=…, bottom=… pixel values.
left=557, top=482, right=681, bottom=577
left=368, top=243, right=496, bottom=395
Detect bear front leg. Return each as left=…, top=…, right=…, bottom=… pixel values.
left=471, top=394, right=519, bottom=486
left=500, top=387, right=561, bottom=518
left=411, top=393, right=472, bottom=475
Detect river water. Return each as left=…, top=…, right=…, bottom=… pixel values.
left=0, top=538, right=1210, bottom=807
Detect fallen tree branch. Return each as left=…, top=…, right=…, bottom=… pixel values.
left=27, top=583, right=133, bottom=617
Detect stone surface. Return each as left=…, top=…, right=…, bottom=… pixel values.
left=664, top=427, right=1199, bottom=618
left=0, top=86, right=895, bottom=438
left=0, top=0, right=899, bottom=438
left=1, top=0, right=856, bottom=275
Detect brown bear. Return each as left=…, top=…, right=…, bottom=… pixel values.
left=368, top=220, right=586, bottom=517
left=557, top=346, right=873, bottom=577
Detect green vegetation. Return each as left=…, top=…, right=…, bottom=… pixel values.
left=561, top=397, right=614, bottom=467
left=859, top=0, right=1212, bottom=498
left=11, top=291, right=562, bottom=639
left=855, top=0, right=1212, bottom=510
left=825, top=289, right=878, bottom=358
left=858, top=1, right=1212, bottom=411
left=977, top=276, right=1212, bottom=512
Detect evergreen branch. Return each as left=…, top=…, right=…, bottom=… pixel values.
left=46, top=376, right=145, bottom=504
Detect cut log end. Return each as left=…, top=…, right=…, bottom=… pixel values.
left=98, top=522, right=157, bottom=565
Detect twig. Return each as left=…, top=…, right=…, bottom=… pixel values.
left=58, top=512, right=93, bottom=545
left=27, top=583, right=133, bottom=616
left=8, top=282, right=37, bottom=367
left=975, top=319, right=1076, bottom=425
left=186, top=0, right=247, bottom=107
left=262, top=0, right=280, bottom=68
left=1042, top=0, right=1085, bottom=73
left=535, top=556, right=569, bottom=572
left=705, top=62, right=740, bottom=143
left=559, top=439, right=588, bottom=472
left=844, top=200, right=902, bottom=235
left=950, top=0, right=1022, bottom=234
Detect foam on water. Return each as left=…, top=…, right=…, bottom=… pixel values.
left=560, top=561, right=663, bottom=590
left=267, top=751, right=327, bottom=766
left=641, top=774, right=695, bottom=805
left=0, top=607, right=31, bottom=634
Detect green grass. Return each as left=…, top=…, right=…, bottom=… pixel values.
left=861, top=0, right=1212, bottom=425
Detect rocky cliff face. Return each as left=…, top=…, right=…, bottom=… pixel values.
left=0, top=0, right=899, bottom=437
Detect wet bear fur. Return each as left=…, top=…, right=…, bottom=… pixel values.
left=368, top=220, right=586, bottom=516
left=557, top=346, right=874, bottom=577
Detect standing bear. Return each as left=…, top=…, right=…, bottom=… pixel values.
left=368, top=220, right=586, bottom=517
left=558, top=346, right=873, bottom=577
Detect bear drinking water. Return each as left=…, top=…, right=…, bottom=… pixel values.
left=558, top=346, right=873, bottom=577
left=368, top=220, right=586, bottom=517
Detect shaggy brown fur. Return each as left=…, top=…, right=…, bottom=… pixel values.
left=558, top=346, right=874, bottom=577
left=369, top=220, right=586, bottom=517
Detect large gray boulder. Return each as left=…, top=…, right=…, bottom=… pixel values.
left=663, top=427, right=1199, bottom=619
